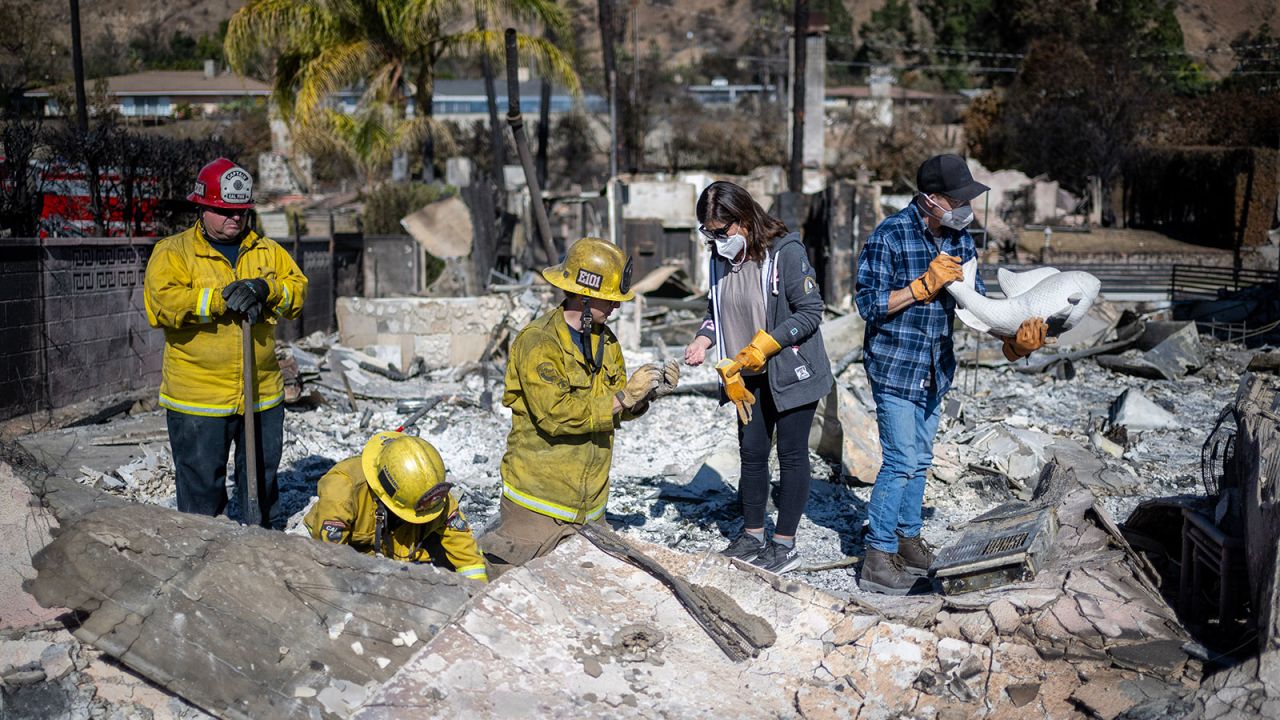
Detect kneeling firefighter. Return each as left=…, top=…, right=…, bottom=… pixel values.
left=304, top=432, right=488, bottom=582
left=480, top=237, right=681, bottom=578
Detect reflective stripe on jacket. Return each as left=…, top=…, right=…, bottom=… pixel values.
left=303, top=457, right=488, bottom=581
left=499, top=306, right=641, bottom=524
left=144, top=223, right=307, bottom=416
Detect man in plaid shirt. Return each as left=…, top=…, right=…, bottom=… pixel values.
left=854, top=154, right=1048, bottom=594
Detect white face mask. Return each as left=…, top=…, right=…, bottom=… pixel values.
left=923, top=194, right=974, bottom=231
left=713, top=233, right=747, bottom=264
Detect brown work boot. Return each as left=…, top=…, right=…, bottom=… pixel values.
left=859, top=548, right=920, bottom=596
left=896, top=531, right=935, bottom=577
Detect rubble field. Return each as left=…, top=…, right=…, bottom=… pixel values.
left=30, top=329, right=1248, bottom=600
left=4, top=300, right=1275, bottom=719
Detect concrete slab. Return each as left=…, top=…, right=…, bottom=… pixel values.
left=15, top=412, right=168, bottom=481
left=0, top=462, right=63, bottom=630
left=27, top=503, right=480, bottom=720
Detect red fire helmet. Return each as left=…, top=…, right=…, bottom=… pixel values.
left=187, top=158, right=254, bottom=210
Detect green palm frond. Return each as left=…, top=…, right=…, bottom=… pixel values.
left=294, top=40, right=379, bottom=120
left=476, top=0, right=571, bottom=38
left=443, top=30, right=581, bottom=95
left=296, top=101, right=455, bottom=188
left=226, top=0, right=333, bottom=74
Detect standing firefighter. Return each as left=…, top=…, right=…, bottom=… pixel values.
left=144, top=158, right=307, bottom=528
left=304, top=432, right=488, bottom=582
left=480, top=237, right=681, bottom=578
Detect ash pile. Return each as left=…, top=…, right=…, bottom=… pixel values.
left=6, top=282, right=1280, bottom=718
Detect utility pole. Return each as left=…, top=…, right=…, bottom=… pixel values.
left=631, top=0, right=639, bottom=172
left=537, top=28, right=554, bottom=188
left=69, top=0, right=88, bottom=133
left=598, top=0, right=620, bottom=178
left=504, top=29, right=557, bottom=265
left=789, top=0, right=808, bottom=194
left=477, top=9, right=506, bottom=182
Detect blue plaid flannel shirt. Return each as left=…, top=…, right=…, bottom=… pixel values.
left=854, top=201, right=985, bottom=402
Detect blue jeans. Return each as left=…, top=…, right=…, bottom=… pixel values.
left=866, top=380, right=943, bottom=553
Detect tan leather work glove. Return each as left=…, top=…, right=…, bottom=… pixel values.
left=909, top=254, right=963, bottom=303
left=733, top=330, right=782, bottom=373
left=1002, top=318, right=1048, bottom=361
left=716, top=359, right=756, bottom=425
left=651, top=360, right=681, bottom=399
left=618, top=364, right=661, bottom=410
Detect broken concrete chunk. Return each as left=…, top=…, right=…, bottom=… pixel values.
left=823, top=613, right=878, bottom=647
left=1108, top=640, right=1188, bottom=678
left=1051, top=437, right=1136, bottom=496
left=655, top=447, right=738, bottom=503
left=819, top=311, right=865, bottom=361
left=316, top=678, right=373, bottom=717
left=987, top=599, right=1021, bottom=635
left=1097, top=321, right=1204, bottom=381
left=809, top=383, right=882, bottom=483
left=39, top=643, right=75, bottom=682
left=1109, top=389, right=1179, bottom=431
left=94, top=474, right=126, bottom=492
left=966, top=426, right=1054, bottom=481
left=1091, top=431, right=1126, bottom=458
left=2, top=668, right=47, bottom=686
left=0, top=640, right=50, bottom=676
left=955, top=612, right=995, bottom=644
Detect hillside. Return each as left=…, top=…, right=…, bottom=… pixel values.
left=42, top=0, right=1278, bottom=82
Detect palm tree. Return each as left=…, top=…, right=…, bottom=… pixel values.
left=297, top=105, right=438, bottom=191
left=225, top=0, right=579, bottom=179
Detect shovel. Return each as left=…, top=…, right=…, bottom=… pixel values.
left=241, top=317, right=262, bottom=527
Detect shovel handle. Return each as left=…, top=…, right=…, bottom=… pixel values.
left=241, top=318, right=262, bottom=528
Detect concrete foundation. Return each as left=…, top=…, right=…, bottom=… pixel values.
left=336, top=295, right=513, bottom=369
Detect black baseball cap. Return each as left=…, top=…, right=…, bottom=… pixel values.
left=916, top=154, right=989, bottom=202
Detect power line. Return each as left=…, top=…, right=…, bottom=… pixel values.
left=1136, top=41, right=1280, bottom=58
left=724, top=53, right=1020, bottom=74
left=829, top=36, right=1027, bottom=60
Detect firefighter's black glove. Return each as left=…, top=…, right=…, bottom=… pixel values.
left=223, top=278, right=270, bottom=324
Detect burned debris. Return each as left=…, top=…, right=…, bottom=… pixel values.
left=5, top=282, right=1280, bottom=718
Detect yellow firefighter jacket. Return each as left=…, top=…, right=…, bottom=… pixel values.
left=303, top=457, right=488, bottom=582
left=143, top=223, right=307, bottom=416
left=499, top=306, right=645, bottom=524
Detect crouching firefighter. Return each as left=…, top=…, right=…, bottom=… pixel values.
left=480, top=237, right=681, bottom=579
left=304, top=432, right=488, bottom=582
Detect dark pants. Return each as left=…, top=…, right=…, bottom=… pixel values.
left=479, top=497, right=601, bottom=580
left=738, top=373, right=818, bottom=537
left=166, top=405, right=285, bottom=529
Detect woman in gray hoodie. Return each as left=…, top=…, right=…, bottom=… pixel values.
left=684, top=181, right=833, bottom=574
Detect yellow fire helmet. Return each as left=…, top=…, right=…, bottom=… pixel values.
left=361, top=431, right=451, bottom=524
left=542, top=237, right=635, bottom=302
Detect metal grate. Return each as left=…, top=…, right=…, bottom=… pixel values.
left=983, top=533, right=1029, bottom=556
left=1202, top=406, right=1237, bottom=497
left=935, top=516, right=1041, bottom=568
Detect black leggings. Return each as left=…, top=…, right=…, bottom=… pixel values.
left=737, top=373, right=818, bottom=537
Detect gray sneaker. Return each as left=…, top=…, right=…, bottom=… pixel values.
left=720, top=534, right=766, bottom=560
left=750, top=540, right=802, bottom=574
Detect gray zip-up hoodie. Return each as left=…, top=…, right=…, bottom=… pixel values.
left=696, top=232, right=833, bottom=412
